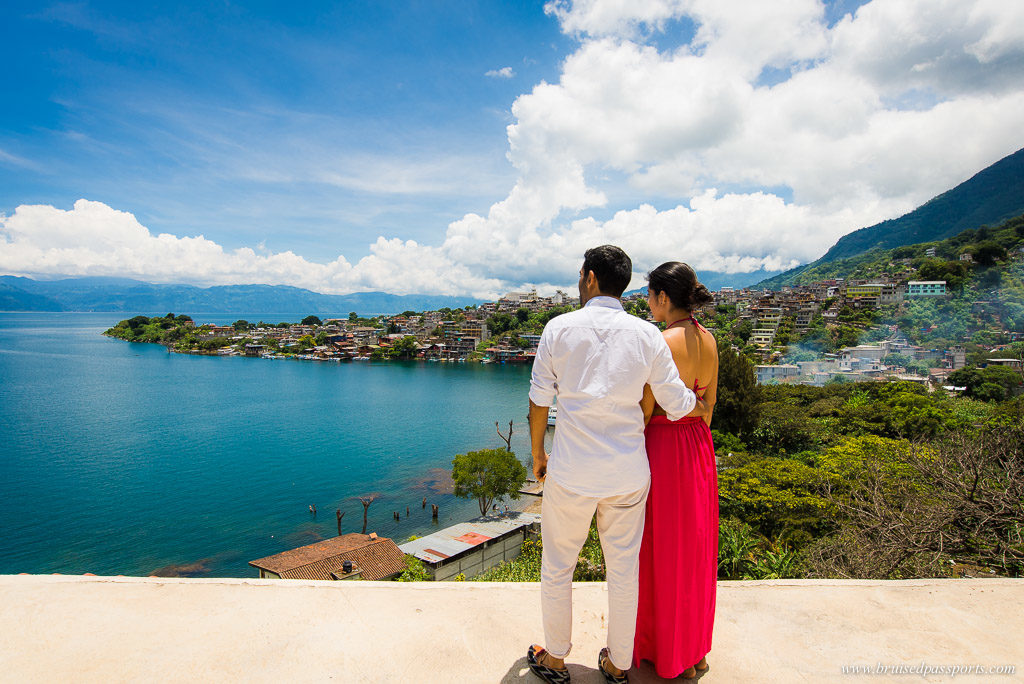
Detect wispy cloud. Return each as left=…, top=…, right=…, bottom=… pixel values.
left=0, top=148, right=40, bottom=171
left=485, top=66, right=516, bottom=78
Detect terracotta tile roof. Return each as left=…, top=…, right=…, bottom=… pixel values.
left=249, top=533, right=406, bottom=581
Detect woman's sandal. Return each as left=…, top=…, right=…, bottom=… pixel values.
left=682, top=656, right=709, bottom=679
left=598, top=647, right=628, bottom=684
left=527, top=644, right=570, bottom=684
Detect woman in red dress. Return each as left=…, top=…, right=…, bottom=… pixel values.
left=634, top=262, right=719, bottom=679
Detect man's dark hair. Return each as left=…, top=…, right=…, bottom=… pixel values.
left=582, top=245, right=632, bottom=297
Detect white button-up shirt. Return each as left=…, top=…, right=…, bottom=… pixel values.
left=528, top=296, right=697, bottom=497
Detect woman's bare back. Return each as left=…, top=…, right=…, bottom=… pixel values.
left=651, top=320, right=718, bottom=424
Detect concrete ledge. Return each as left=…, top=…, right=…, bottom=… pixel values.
left=0, top=575, right=1021, bottom=682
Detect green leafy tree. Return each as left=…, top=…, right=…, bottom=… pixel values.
left=828, top=324, right=861, bottom=351
left=302, top=315, right=322, bottom=326
left=452, top=448, right=527, bottom=516
left=625, top=298, right=650, bottom=319
left=487, top=313, right=517, bottom=336
left=916, top=259, right=969, bottom=289
left=732, top=319, right=754, bottom=344
left=750, top=401, right=824, bottom=455
left=509, top=334, right=531, bottom=349
left=718, top=456, right=839, bottom=543
left=972, top=241, right=1007, bottom=266
left=232, top=319, right=250, bottom=331
left=713, top=340, right=758, bottom=438
left=388, top=335, right=419, bottom=359
left=949, top=365, right=1022, bottom=401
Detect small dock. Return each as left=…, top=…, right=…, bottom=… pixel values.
left=518, top=479, right=544, bottom=497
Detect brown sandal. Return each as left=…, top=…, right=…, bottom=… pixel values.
left=528, top=645, right=570, bottom=684
left=598, top=647, right=627, bottom=683
left=682, top=656, right=709, bottom=679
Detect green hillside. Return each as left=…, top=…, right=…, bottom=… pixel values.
left=760, top=147, right=1024, bottom=289
left=762, top=212, right=1023, bottom=290
left=774, top=214, right=1024, bottom=352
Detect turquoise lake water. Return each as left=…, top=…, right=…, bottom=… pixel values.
left=0, top=312, right=536, bottom=577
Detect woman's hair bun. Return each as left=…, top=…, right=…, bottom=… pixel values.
left=690, top=282, right=713, bottom=309
left=647, top=262, right=712, bottom=311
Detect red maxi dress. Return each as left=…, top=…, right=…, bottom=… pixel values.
left=634, top=411, right=719, bottom=678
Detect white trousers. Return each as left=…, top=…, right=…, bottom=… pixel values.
left=540, top=477, right=650, bottom=670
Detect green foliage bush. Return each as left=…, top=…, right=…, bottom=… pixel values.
left=396, top=555, right=432, bottom=581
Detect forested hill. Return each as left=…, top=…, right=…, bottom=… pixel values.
left=0, top=276, right=479, bottom=314
left=751, top=212, right=1024, bottom=290
left=759, top=146, right=1024, bottom=290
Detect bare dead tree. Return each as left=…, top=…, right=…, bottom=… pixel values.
left=496, top=419, right=514, bottom=452
left=805, top=428, right=1024, bottom=579
left=358, top=494, right=379, bottom=535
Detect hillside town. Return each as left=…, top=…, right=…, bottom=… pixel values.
left=161, top=256, right=1024, bottom=391
left=175, top=287, right=578, bottom=364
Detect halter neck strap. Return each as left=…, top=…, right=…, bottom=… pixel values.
left=666, top=316, right=706, bottom=332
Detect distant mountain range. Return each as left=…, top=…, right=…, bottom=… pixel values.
left=758, top=146, right=1024, bottom=289
left=0, top=276, right=479, bottom=315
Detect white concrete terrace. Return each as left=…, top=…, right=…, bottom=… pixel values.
left=0, top=575, right=1021, bottom=683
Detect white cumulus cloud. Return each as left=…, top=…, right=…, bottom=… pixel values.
left=4, top=0, right=1024, bottom=298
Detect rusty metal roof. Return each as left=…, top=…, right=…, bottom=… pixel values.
left=249, top=533, right=405, bottom=581
left=398, top=511, right=540, bottom=566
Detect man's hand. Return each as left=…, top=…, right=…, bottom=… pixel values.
left=533, top=452, right=549, bottom=482
left=691, top=396, right=710, bottom=417
left=528, top=400, right=551, bottom=482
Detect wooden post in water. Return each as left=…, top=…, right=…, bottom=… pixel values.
left=336, top=509, right=344, bottom=536
left=431, top=503, right=439, bottom=520
left=422, top=497, right=427, bottom=509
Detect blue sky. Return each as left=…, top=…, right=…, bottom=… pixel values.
left=1, top=1, right=571, bottom=258
left=2, top=0, right=1023, bottom=297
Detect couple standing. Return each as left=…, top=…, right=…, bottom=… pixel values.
left=527, top=245, right=719, bottom=683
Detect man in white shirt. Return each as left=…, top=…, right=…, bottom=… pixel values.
left=526, top=245, right=703, bottom=683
